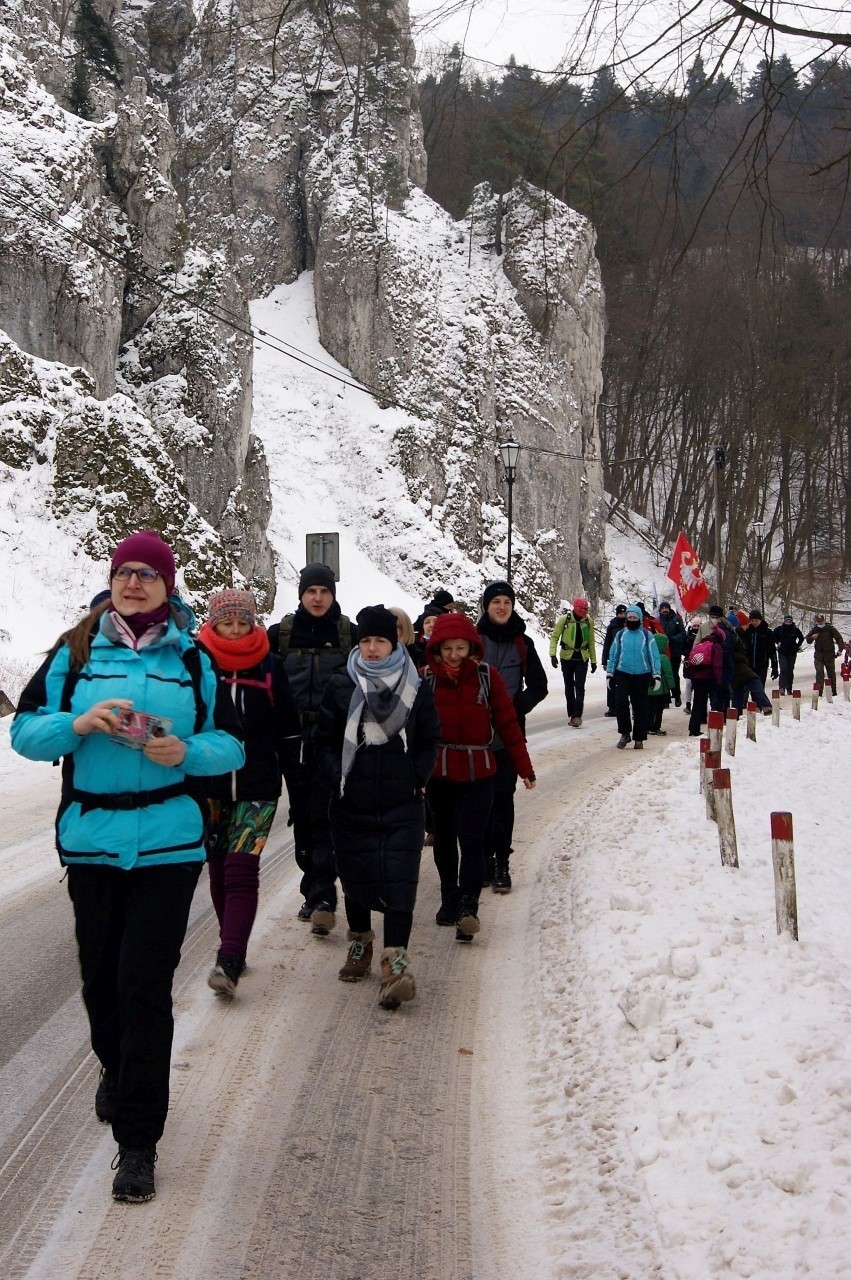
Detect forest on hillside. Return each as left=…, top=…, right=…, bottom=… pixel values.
left=420, top=47, right=851, bottom=610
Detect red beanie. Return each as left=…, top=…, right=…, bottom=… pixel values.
left=426, top=611, right=483, bottom=658
left=111, top=531, right=176, bottom=594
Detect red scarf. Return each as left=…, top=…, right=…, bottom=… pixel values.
left=199, top=622, right=271, bottom=672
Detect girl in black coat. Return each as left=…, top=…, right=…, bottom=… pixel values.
left=314, top=605, right=440, bottom=1010
left=199, top=590, right=302, bottom=996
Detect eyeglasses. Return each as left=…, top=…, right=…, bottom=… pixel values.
left=112, top=566, right=161, bottom=583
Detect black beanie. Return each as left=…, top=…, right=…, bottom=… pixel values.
left=356, top=604, right=398, bottom=648
left=432, top=589, right=454, bottom=608
left=299, top=562, right=336, bottom=598
left=482, top=580, right=516, bottom=610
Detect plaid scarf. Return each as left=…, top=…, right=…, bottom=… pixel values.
left=340, top=644, right=420, bottom=795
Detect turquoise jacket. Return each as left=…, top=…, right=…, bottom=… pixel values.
left=12, top=605, right=244, bottom=869
left=606, top=621, right=661, bottom=678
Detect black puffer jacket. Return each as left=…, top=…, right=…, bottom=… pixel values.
left=314, top=672, right=440, bottom=914
left=203, top=653, right=302, bottom=801
left=267, top=603, right=357, bottom=729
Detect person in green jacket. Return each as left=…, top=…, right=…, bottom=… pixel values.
left=549, top=597, right=597, bottom=726
left=648, top=632, right=675, bottom=735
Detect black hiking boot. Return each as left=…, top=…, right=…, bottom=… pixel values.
left=436, top=888, right=460, bottom=926
left=457, top=897, right=481, bottom=937
left=492, top=859, right=512, bottom=894
left=207, top=953, right=243, bottom=998
left=111, top=1145, right=157, bottom=1203
left=95, top=1069, right=118, bottom=1123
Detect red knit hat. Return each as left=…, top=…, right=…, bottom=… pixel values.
left=426, top=611, right=483, bottom=659
left=572, top=597, right=589, bottom=616
left=111, top=531, right=176, bottom=594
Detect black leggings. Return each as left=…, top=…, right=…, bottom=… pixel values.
left=344, top=896, right=413, bottom=948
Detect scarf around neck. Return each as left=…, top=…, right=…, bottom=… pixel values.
left=340, top=644, right=420, bottom=795
left=199, top=622, right=270, bottom=672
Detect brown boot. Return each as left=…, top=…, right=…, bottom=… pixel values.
left=378, top=947, right=416, bottom=1009
left=338, top=931, right=375, bottom=982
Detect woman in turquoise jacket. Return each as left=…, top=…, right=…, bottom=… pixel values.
left=11, top=531, right=244, bottom=1205
left=606, top=602, right=661, bottom=749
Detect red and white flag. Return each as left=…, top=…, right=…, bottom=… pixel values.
left=666, top=532, right=709, bottom=613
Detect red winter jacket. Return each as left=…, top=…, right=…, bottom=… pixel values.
left=425, top=656, right=535, bottom=783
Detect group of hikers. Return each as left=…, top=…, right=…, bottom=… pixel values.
left=550, top=596, right=846, bottom=749
left=9, top=531, right=845, bottom=1205
left=10, top=537, right=543, bottom=1204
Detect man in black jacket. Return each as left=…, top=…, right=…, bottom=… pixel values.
left=743, top=609, right=778, bottom=688
left=476, top=581, right=548, bottom=892
left=267, top=563, right=357, bottom=935
left=657, top=601, right=687, bottom=706
left=772, top=614, right=805, bottom=694
left=600, top=605, right=627, bottom=716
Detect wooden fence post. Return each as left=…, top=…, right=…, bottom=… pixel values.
left=792, top=689, right=801, bottom=721
left=825, top=682, right=834, bottom=704
left=707, top=709, right=724, bottom=756
left=704, top=750, right=720, bottom=821
left=771, top=812, right=798, bottom=940
left=699, top=737, right=710, bottom=792
left=724, top=708, right=739, bottom=756
left=746, top=700, right=757, bottom=742
left=771, top=689, right=781, bottom=727
left=811, top=683, right=819, bottom=710
left=843, top=677, right=850, bottom=702
left=713, top=768, right=739, bottom=868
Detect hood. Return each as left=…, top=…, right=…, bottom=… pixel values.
left=426, top=611, right=484, bottom=661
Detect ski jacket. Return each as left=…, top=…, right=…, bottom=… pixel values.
left=549, top=612, right=596, bottom=664
left=658, top=610, right=688, bottom=658
left=606, top=626, right=661, bottom=678
left=11, top=607, right=244, bottom=869
left=200, top=652, right=302, bottom=802
left=314, top=674, right=440, bottom=915
left=805, top=623, right=844, bottom=659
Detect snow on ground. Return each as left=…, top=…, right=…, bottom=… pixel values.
left=2, top=273, right=850, bottom=1277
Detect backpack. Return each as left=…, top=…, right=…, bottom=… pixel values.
left=277, top=613, right=353, bottom=658
left=424, top=663, right=492, bottom=706
left=684, top=637, right=716, bottom=680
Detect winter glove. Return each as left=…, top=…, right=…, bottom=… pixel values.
left=550, top=656, right=558, bottom=669
left=650, top=676, right=662, bottom=692
left=590, top=663, right=597, bottom=674
left=606, top=676, right=614, bottom=691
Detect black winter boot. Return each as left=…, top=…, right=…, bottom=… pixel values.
left=492, top=858, right=512, bottom=894
left=457, top=897, right=481, bottom=937
left=436, top=887, right=460, bottom=926
left=111, top=1146, right=157, bottom=1203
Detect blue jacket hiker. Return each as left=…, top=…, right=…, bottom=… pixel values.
left=11, top=532, right=244, bottom=1206
left=606, top=603, right=661, bottom=749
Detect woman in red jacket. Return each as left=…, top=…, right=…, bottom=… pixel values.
left=424, top=613, right=535, bottom=942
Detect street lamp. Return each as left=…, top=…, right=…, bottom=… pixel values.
left=751, top=521, right=766, bottom=617
left=499, top=440, right=521, bottom=581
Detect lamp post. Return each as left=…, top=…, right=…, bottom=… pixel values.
left=499, top=440, right=521, bottom=581
left=752, top=521, right=766, bottom=617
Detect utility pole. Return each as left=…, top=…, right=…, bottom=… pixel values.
left=714, top=445, right=726, bottom=606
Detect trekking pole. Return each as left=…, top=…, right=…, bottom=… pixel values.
left=713, top=768, right=738, bottom=868
left=724, top=708, right=739, bottom=756
left=792, top=689, right=801, bottom=721
left=771, top=689, right=781, bottom=727
left=771, top=812, right=798, bottom=941
left=746, top=700, right=757, bottom=742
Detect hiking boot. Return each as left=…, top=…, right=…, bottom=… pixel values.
left=604, top=709, right=616, bottom=717
left=674, top=696, right=682, bottom=707
left=208, top=953, right=242, bottom=998
left=436, top=888, right=460, bottom=926
left=574, top=716, right=583, bottom=727
left=684, top=702, right=691, bottom=712
left=338, top=931, right=374, bottom=982
left=111, top=1145, right=157, bottom=1203
left=616, top=734, right=631, bottom=749
left=378, top=947, right=416, bottom=1009
left=492, top=859, right=512, bottom=894
left=634, top=740, right=644, bottom=750
left=95, top=1069, right=118, bottom=1123
left=297, top=902, right=313, bottom=922
left=457, top=897, right=480, bottom=936
left=455, top=926, right=474, bottom=943
left=310, top=903, right=336, bottom=936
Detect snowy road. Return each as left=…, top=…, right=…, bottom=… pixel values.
left=0, top=698, right=664, bottom=1279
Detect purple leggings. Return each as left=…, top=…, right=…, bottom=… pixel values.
left=206, top=799, right=277, bottom=962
